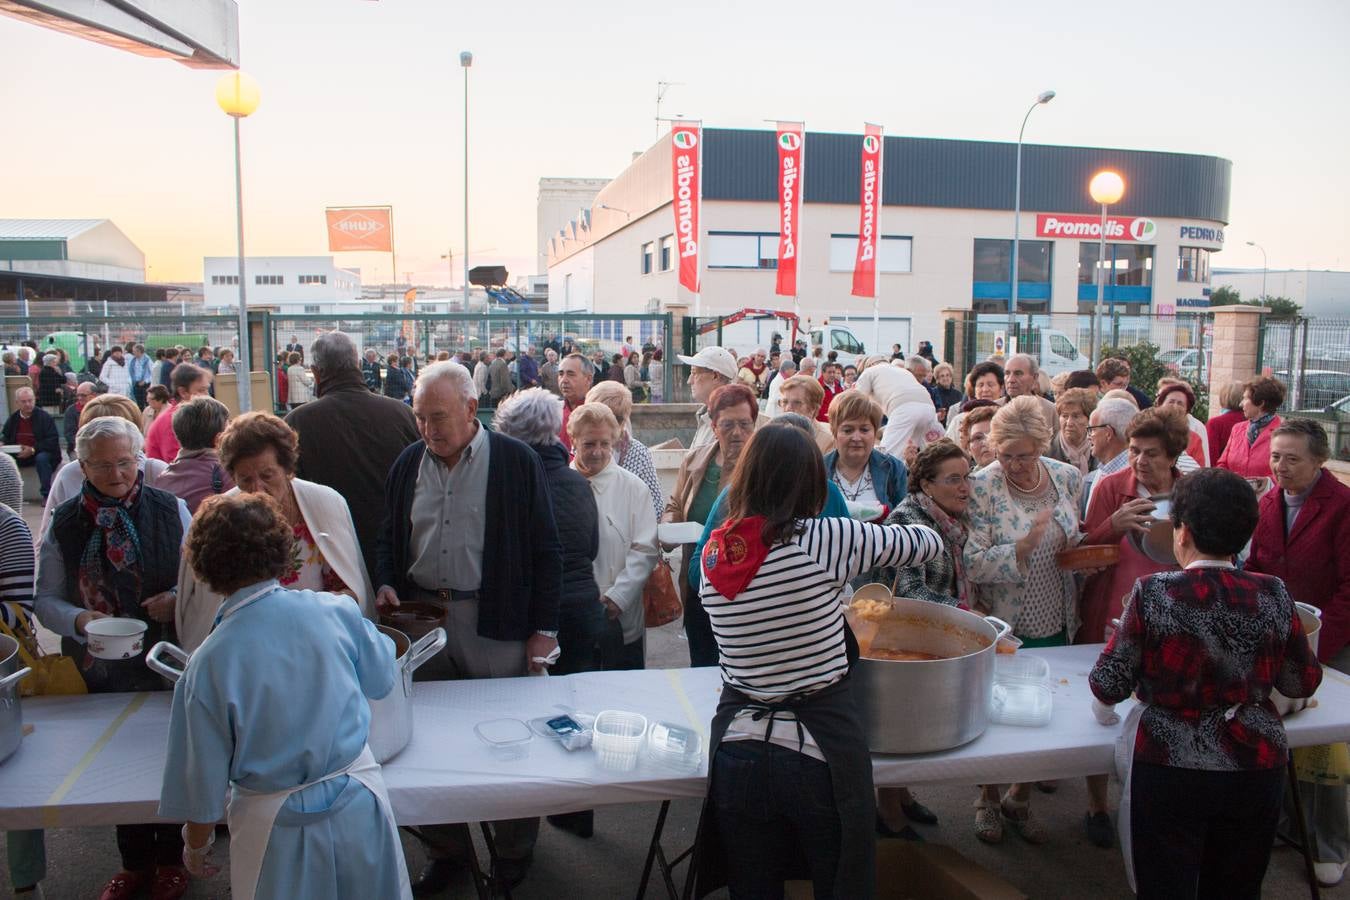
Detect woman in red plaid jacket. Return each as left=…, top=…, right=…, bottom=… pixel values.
left=1089, top=467, right=1322, bottom=900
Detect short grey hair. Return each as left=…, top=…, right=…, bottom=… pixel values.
left=771, top=412, right=815, bottom=435
left=413, top=360, right=476, bottom=406
left=15, top=386, right=33, bottom=400
left=1272, top=417, right=1331, bottom=463
left=492, top=387, right=563, bottom=448
left=1007, top=353, right=1039, bottom=375
left=799, top=356, right=817, bottom=370
left=42, top=354, right=57, bottom=366
left=310, top=331, right=360, bottom=375
left=171, top=396, right=231, bottom=451
left=906, top=357, right=930, bottom=374
left=1094, top=397, right=1138, bottom=441
left=75, top=416, right=143, bottom=461
left=779, top=359, right=797, bottom=375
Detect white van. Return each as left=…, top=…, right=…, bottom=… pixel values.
left=1022, top=329, right=1090, bottom=377
left=809, top=324, right=867, bottom=366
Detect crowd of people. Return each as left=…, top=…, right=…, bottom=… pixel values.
left=0, top=328, right=1344, bottom=900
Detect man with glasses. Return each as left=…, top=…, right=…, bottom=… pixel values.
left=677, top=346, right=747, bottom=449
left=1081, top=397, right=1136, bottom=516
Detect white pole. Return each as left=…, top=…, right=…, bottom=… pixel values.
left=233, top=116, right=252, bottom=412
left=1092, top=201, right=1107, bottom=367
left=695, top=121, right=704, bottom=320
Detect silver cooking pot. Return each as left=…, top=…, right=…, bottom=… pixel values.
left=1, top=633, right=33, bottom=764
left=145, top=624, right=446, bottom=765
left=851, top=597, right=1011, bottom=754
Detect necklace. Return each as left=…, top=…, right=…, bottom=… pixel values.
left=1006, top=462, right=1045, bottom=494
left=833, top=467, right=874, bottom=501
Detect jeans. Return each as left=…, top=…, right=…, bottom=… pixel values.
left=7, top=830, right=45, bottom=890
left=1131, top=761, right=1284, bottom=900
left=16, top=450, right=55, bottom=497
left=711, top=740, right=841, bottom=900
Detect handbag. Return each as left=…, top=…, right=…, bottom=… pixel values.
left=0, top=602, right=87, bottom=696
left=642, top=556, right=683, bottom=628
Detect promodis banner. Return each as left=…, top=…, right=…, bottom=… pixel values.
left=325, top=207, right=394, bottom=252
left=1036, top=213, right=1158, bottom=243
left=775, top=122, right=804, bottom=297
left=851, top=124, right=884, bottom=298
left=670, top=122, right=702, bottom=293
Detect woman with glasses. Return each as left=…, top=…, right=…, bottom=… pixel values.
left=958, top=402, right=999, bottom=470
left=964, top=396, right=1085, bottom=845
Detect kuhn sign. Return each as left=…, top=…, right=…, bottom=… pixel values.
left=1036, top=213, right=1157, bottom=243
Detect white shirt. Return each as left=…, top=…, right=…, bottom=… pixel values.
left=100, top=357, right=132, bottom=396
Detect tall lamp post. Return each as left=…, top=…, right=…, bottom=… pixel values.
left=1246, top=240, right=1268, bottom=306
left=1088, top=170, right=1125, bottom=367
left=461, top=50, right=473, bottom=314
left=216, top=71, right=261, bottom=412
left=1010, top=90, right=1056, bottom=338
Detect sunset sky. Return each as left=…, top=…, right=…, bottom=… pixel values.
left=1, top=0, right=1347, bottom=287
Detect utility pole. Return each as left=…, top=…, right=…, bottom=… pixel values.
left=656, top=81, right=682, bottom=139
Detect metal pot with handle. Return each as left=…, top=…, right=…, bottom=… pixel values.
left=1, top=633, right=33, bottom=764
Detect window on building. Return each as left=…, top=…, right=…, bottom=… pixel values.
left=659, top=235, right=675, bottom=272
left=303, top=305, right=321, bottom=314
left=254, top=275, right=283, bottom=286
left=210, top=275, right=239, bottom=286
left=971, top=239, right=1052, bottom=311
left=828, top=236, right=912, bottom=273
left=381, top=304, right=397, bottom=313
left=1077, top=242, right=1154, bottom=307
left=423, top=305, right=439, bottom=313
left=707, top=232, right=779, bottom=270
left=641, top=242, right=654, bottom=275
left=299, top=275, right=328, bottom=285
left=1177, top=247, right=1211, bottom=283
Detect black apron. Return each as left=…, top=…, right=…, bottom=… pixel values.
left=691, top=626, right=876, bottom=899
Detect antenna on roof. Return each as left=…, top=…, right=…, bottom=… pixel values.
left=656, top=81, right=683, bottom=140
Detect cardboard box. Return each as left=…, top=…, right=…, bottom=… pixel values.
left=786, top=841, right=1028, bottom=900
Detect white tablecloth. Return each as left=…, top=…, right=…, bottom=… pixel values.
left=3, top=645, right=1349, bottom=829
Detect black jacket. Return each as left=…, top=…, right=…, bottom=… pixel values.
left=376, top=430, right=562, bottom=639
left=286, top=369, right=421, bottom=582
left=3, top=408, right=61, bottom=458
left=534, top=442, right=599, bottom=613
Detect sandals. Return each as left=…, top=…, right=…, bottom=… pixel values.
left=1000, top=795, right=1049, bottom=845
left=973, top=798, right=1004, bottom=844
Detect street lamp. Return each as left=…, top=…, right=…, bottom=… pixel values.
left=461, top=50, right=473, bottom=314
left=1088, top=170, right=1125, bottom=367
left=216, top=70, right=260, bottom=412
left=1010, top=90, right=1055, bottom=338
left=1246, top=240, right=1268, bottom=307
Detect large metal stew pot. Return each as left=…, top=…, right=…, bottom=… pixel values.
left=850, top=596, right=1010, bottom=754
left=1, top=633, right=32, bottom=764
left=145, top=624, right=446, bottom=765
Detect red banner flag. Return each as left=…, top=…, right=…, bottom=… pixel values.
left=671, top=122, right=702, bottom=294
left=775, top=123, right=804, bottom=297
left=851, top=124, right=884, bottom=298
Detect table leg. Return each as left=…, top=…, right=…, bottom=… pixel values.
left=479, top=822, right=514, bottom=900
left=1287, top=759, right=1322, bottom=900
left=636, top=800, right=671, bottom=899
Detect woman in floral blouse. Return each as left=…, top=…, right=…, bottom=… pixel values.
left=964, top=396, right=1084, bottom=846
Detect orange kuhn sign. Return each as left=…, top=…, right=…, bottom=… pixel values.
left=325, top=207, right=393, bottom=252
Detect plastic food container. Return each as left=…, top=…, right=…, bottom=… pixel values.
left=989, top=653, right=1053, bottom=727
left=529, top=713, right=594, bottom=751
left=645, top=721, right=702, bottom=772
left=474, top=718, right=533, bottom=760
left=85, top=618, right=148, bottom=660
left=592, top=710, right=648, bottom=771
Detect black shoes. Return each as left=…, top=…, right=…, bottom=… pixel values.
left=900, top=797, right=939, bottom=826
left=875, top=814, right=924, bottom=842
left=411, top=859, right=460, bottom=897
left=547, top=811, right=595, bottom=838
left=491, top=852, right=534, bottom=891
left=1084, top=811, right=1115, bottom=848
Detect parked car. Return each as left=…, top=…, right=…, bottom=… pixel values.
left=1278, top=370, right=1350, bottom=411
left=1159, top=346, right=1211, bottom=380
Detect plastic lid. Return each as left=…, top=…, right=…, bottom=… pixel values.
left=475, top=718, right=533, bottom=747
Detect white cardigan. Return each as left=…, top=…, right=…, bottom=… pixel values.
left=175, top=477, right=375, bottom=651
left=576, top=461, right=659, bottom=645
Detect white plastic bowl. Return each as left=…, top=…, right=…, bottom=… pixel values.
left=85, top=618, right=148, bottom=660
left=592, top=710, right=648, bottom=771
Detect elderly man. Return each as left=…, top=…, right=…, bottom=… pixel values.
left=764, top=357, right=796, bottom=419
left=144, top=363, right=212, bottom=463
left=99, top=345, right=133, bottom=398
left=376, top=361, right=561, bottom=893
left=361, top=348, right=383, bottom=392
left=517, top=346, right=540, bottom=390
left=539, top=348, right=560, bottom=394
left=487, top=348, right=512, bottom=406
left=1097, top=356, right=1152, bottom=408
left=557, top=352, right=594, bottom=450
left=1003, top=353, right=1058, bottom=433
left=155, top=396, right=235, bottom=513
left=286, top=332, right=420, bottom=581
left=677, top=346, right=739, bottom=448
left=1081, top=396, right=1136, bottom=516
left=3, top=387, right=60, bottom=501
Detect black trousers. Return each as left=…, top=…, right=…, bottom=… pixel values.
left=681, top=579, right=718, bottom=668
left=116, top=823, right=182, bottom=872
left=1131, top=761, right=1284, bottom=900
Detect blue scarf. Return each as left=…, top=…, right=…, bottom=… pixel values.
left=1247, top=412, right=1275, bottom=445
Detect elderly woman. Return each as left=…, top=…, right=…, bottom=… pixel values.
left=1047, top=388, right=1098, bottom=475
left=776, top=374, right=836, bottom=452
left=824, top=391, right=907, bottom=522
left=141, top=384, right=171, bottom=435
left=959, top=403, right=998, bottom=470
left=159, top=493, right=409, bottom=900
left=1090, top=468, right=1322, bottom=899
left=286, top=351, right=313, bottom=408
left=493, top=388, right=602, bottom=677
left=586, top=380, right=662, bottom=517
left=1206, top=381, right=1246, bottom=462
left=155, top=396, right=236, bottom=513
left=1217, top=375, right=1285, bottom=478
left=40, top=393, right=171, bottom=544
left=1155, top=379, right=1209, bottom=467
left=175, top=412, right=372, bottom=652
left=568, top=403, right=658, bottom=672
left=931, top=362, right=964, bottom=423
left=965, top=396, right=1084, bottom=845
left=945, top=361, right=1006, bottom=442
left=853, top=355, right=944, bottom=457
left=690, top=424, right=942, bottom=899
left=664, top=383, right=758, bottom=667
left=35, top=417, right=192, bottom=899
left=1247, top=418, right=1350, bottom=887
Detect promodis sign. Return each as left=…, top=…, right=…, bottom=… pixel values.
left=851, top=124, right=884, bottom=298
left=671, top=123, right=702, bottom=293
left=775, top=123, right=804, bottom=297
left=1036, top=213, right=1158, bottom=243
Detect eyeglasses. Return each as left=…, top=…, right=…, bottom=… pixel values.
left=996, top=452, right=1039, bottom=466
left=715, top=419, right=755, bottom=434
left=84, top=458, right=138, bottom=475
left=1085, top=424, right=1112, bottom=434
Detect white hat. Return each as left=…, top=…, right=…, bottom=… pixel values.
left=676, top=346, right=738, bottom=381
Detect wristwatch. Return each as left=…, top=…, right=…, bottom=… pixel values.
left=535, top=630, right=559, bottom=639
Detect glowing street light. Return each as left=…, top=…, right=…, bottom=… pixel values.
left=217, top=71, right=260, bottom=411
left=1089, top=170, right=1125, bottom=366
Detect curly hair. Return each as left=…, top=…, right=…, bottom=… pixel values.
left=960, top=404, right=998, bottom=451
left=188, top=492, right=296, bottom=595
left=218, top=412, right=299, bottom=475
left=990, top=396, right=1053, bottom=454
left=908, top=439, right=969, bottom=493
left=1126, top=405, right=1191, bottom=459
left=1244, top=375, right=1286, bottom=414
left=1054, top=387, right=1098, bottom=419
left=965, top=361, right=1005, bottom=396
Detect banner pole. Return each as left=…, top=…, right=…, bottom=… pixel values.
left=695, top=122, right=704, bottom=320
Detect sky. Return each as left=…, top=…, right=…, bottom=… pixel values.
left=2, top=0, right=1348, bottom=287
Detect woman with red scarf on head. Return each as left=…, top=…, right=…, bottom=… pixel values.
left=688, top=425, right=942, bottom=899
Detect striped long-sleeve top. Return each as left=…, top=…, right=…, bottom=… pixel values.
left=700, top=517, right=943, bottom=703
left=0, top=505, right=35, bottom=631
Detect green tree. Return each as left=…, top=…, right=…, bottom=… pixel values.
left=1239, top=295, right=1302, bottom=317
left=1210, top=285, right=1241, bottom=306
left=1100, top=340, right=1208, bottom=419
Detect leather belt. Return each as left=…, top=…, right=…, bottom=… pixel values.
left=418, top=587, right=479, bottom=603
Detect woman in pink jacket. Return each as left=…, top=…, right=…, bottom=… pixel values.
left=1216, top=375, right=1285, bottom=479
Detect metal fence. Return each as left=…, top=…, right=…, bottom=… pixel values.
left=1258, top=317, right=1350, bottom=413
left=0, top=314, right=242, bottom=370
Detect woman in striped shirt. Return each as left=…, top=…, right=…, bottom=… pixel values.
left=690, top=425, right=942, bottom=899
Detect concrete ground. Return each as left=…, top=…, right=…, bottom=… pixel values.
left=4, top=497, right=1346, bottom=899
